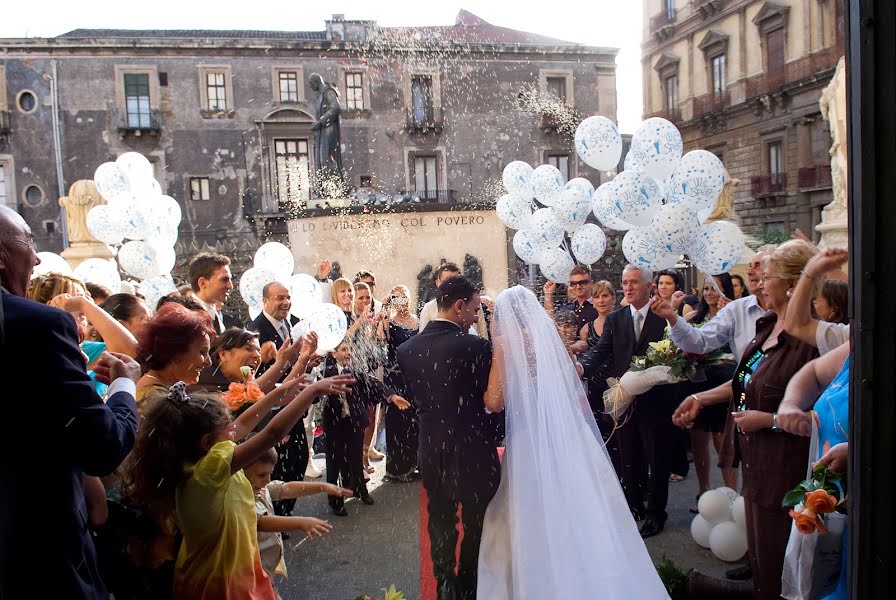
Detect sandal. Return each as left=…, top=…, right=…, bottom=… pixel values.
left=670, top=474, right=686, bottom=483
left=365, top=464, right=375, bottom=474
left=690, top=492, right=704, bottom=514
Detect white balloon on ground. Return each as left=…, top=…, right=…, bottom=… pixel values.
left=254, top=242, right=294, bottom=280
left=530, top=207, right=564, bottom=248
left=496, top=193, right=533, bottom=230
left=622, top=227, right=679, bottom=271
left=74, top=258, right=121, bottom=295
left=117, top=240, right=160, bottom=280
left=716, top=487, right=739, bottom=503
left=732, top=496, right=746, bottom=529
left=608, top=170, right=664, bottom=227
left=512, top=229, right=549, bottom=264
left=698, top=489, right=734, bottom=525
left=650, top=203, right=699, bottom=254
left=710, top=521, right=749, bottom=562
left=116, top=152, right=155, bottom=193
left=33, top=252, right=73, bottom=276
left=139, top=274, right=176, bottom=312
left=538, top=248, right=576, bottom=283
left=93, top=162, right=133, bottom=205
left=592, top=182, right=632, bottom=231
left=564, top=177, right=595, bottom=198
left=574, top=115, right=622, bottom=171
left=571, top=224, right=607, bottom=264
left=691, top=515, right=713, bottom=549
left=288, top=273, right=323, bottom=320
left=690, top=221, right=746, bottom=274
left=306, top=303, right=348, bottom=352
left=239, top=267, right=278, bottom=308
left=502, top=161, right=534, bottom=199
left=669, top=150, right=726, bottom=213
left=86, top=205, right=126, bottom=246
left=553, top=188, right=592, bottom=232
left=631, top=117, right=683, bottom=182
left=531, top=164, right=565, bottom=207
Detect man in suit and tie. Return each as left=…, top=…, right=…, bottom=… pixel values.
left=188, top=252, right=240, bottom=335
left=579, top=263, right=678, bottom=538
left=397, top=276, right=503, bottom=600
left=0, top=205, right=142, bottom=598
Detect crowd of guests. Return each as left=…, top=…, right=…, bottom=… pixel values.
left=0, top=194, right=851, bottom=600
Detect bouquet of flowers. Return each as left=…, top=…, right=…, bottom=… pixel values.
left=354, top=584, right=405, bottom=600
left=783, top=464, right=846, bottom=534
left=603, top=328, right=731, bottom=425
left=221, top=365, right=264, bottom=411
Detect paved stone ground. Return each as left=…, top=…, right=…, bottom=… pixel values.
left=279, top=451, right=737, bottom=599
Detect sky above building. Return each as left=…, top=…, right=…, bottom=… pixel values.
left=0, top=0, right=643, bottom=133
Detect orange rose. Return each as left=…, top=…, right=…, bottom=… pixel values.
left=804, top=489, right=838, bottom=514
left=790, top=508, right=819, bottom=534
left=221, top=381, right=264, bottom=411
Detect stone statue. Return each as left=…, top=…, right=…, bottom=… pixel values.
left=59, top=179, right=115, bottom=268
left=706, top=167, right=740, bottom=222
left=309, top=73, right=344, bottom=192
left=817, top=56, right=848, bottom=250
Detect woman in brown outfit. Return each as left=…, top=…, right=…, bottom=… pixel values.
left=675, top=239, right=820, bottom=599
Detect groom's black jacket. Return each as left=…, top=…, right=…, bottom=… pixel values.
left=396, top=319, right=503, bottom=500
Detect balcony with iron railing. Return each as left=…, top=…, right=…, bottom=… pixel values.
left=745, top=47, right=840, bottom=99
left=693, top=90, right=730, bottom=117
left=798, top=164, right=833, bottom=189
left=398, top=189, right=457, bottom=203
left=113, top=107, right=162, bottom=136
left=405, top=106, right=444, bottom=133
left=646, top=108, right=682, bottom=123
left=751, top=173, right=788, bottom=196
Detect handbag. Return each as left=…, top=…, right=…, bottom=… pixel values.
left=781, top=412, right=845, bottom=600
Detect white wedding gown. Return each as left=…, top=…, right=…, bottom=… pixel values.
left=477, top=286, right=670, bottom=599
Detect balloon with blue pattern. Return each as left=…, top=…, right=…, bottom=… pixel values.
left=306, top=303, right=349, bottom=353
left=138, top=274, right=177, bottom=312
left=690, top=221, right=745, bottom=274
left=86, top=205, right=126, bottom=246
left=571, top=224, right=607, bottom=264
left=239, top=266, right=278, bottom=309
left=607, top=169, right=664, bottom=227
left=93, top=162, right=133, bottom=205
left=650, top=203, right=700, bottom=254
left=117, top=240, right=160, bottom=279
left=530, top=207, right=565, bottom=248
left=553, top=188, right=592, bottom=232
left=288, top=273, right=323, bottom=320
left=564, top=177, right=595, bottom=198
left=622, top=227, right=680, bottom=271
left=538, top=247, right=576, bottom=283
left=512, top=229, right=550, bottom=264
left=574, top=116, right=623, bottom=171
left=631, top=117, right=683, bottom=182
left=502, top=161, right=535, bottom=199
left=254, top=242, right=295, bottom=281
left=592, top=181, right=632, bottom=231
left=668, top=150, right=726, bottom=213
left=74, top=258, right=122, bottom=295
left=496, top=193, right=534, bottom=230
left=531, top=164, right=565, bottom=207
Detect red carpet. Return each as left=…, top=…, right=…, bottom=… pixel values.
left=419, top=447, right=504, bottom=600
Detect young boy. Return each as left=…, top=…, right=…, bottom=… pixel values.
left=243, top=447, right=352, bottom=587
left=322, top=339, right=410, bottom=516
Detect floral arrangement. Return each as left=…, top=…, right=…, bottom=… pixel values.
left=783, top=464, right=846, bottom=534
left=354, top=584, right=405, bottom=600
left=221, top=365, right=264, bottom=411
left=629, top=329, right=731, bottom=380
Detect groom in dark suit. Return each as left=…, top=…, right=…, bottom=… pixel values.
left=580, top=264, right=677, bottom=538
left=397, top=276, right=503, bottom=600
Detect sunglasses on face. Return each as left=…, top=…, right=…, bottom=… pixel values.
left=568, top=279, right=591, bottom=287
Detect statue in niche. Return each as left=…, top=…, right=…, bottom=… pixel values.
left=59, top=180, right=106, bottom=245
left=817, top=56, right=848, bottom=250
left=309, top=73, right=345, bottom=196
left=706, top=167, right=740, bottom=222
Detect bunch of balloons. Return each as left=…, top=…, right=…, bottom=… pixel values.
left=690, top=487, right=749, bottom=562
left=498, top=115, right=750, bottom=282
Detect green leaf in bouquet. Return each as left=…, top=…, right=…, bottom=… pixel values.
left=782, top=489, right=807, bottom=508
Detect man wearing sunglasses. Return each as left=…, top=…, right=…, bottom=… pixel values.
left=543, top=265, right=598, bottom=329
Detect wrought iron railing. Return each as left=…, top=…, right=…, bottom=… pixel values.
left=751, top=173, right=788, bottom=196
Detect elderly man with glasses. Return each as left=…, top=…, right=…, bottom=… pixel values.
left=543, top=265, right=598, bottom=329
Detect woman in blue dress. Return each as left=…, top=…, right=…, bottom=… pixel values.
left=777, top=340, right=850, bottom=600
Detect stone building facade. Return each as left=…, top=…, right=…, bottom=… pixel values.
left=641, top=0, right=844, bottom=241
left=0, top=10, right=619, bottom=281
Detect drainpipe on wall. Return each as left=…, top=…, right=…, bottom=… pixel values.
left=48, top=60, right=68, bottom=248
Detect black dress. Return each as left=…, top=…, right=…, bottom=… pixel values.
left=384, top=321, right=419, bottom=477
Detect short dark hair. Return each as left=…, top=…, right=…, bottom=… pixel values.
left=244, top=433, right=279, bottom=465
left=85, top=282, right=113, bottom=303
left=436, top=275, right=477, bottom=311
left=569, top=265, right=591, bottom=280
left=655, top=269, right=682, bottom=291
left=188, top=253, right=231, bottom=291
left=353, top=271, right=375, bottom=284
left=433, top=262, right=460, bottom=284
left=211, top=328, right=260, bottom=364
left=730, top=274, right=750, bottom=298
left=101, top=293, right=146, bottom=322
left=156, top=293, right=205, bottom=313
left=820, top=279, right=849, bottom=325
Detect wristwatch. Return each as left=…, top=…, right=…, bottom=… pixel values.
left=771, top=413, right=781, bottom=431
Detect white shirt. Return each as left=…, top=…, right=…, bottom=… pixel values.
left=816, top=321, right=850, bottom=355
left=629, top=302, right=650, bottom=337
left=192, top=294, right=224, bottom=332
left=419, top=298, right=488, bottom=337
left=668, top=295, right=766, bottom=362
left=262, top=310, right=290, bottom=343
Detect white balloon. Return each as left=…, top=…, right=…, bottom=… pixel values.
left=33, top=252, right=73, bottom=276
left=93, top=162, right=133, bottom=205
left=698, top=489, right=734, bottom=525
left=139, top=274, right=176, bottom=312
left=553, top=188, right=592, bottom=232
left=690, top=221, right=746, bottom=274
left=74, top=258, right=121, bottom=295
left=290, top=319, right=311, bottom=341
left=288, top=273, right=323, bottom=320
left=531, top=164, right=565, bottom=207
left=86, top=205, right=126, bottom=246
left=669, top=150, right=726, bottom=214
left=248, top=304, right=263, bottom=321
left=571, top=223, right=607, bottom=264
left=144, top=195, right=182, bottom=228
left=574, top=115, right=623, bottom=171
left=608, top=170, right=664, bottom=227
left=592, top=182, right=632, bottom=231
left=116, top=152, right=155, bottom=194
left=496, top=193, right=533, bottom=230
left=254, top=242, right=294, bottom=280
left=118, top=240, right=160, bottom=280
left=732, top=496, right=746, bottom=529
left=154, top=245, right=177, bottom=275
left=530, top=207, right=564, bottom=248
left=239, top=267, right=278, bottom=308
left=624, top=146, right=647, bottom=172
left=538, top=247, right=576, bottom=283
left=117, top=199, right=151, bottom=241
left=306, top=303, right=349, bottom=352
left=564, top=177, right=595, bottom=198
left=716, top=486, right=739, bottom=503
left=710, top=521, right=749, bottom=562
left=650, top=203, right=699, bottom=254
left=502, top=161, right=534, bottom=198
left=631, top=117, right=683, bottom=182
left=622, top=227, right=679, bottom=271
left=691, top=515, right=713, bottom=549
left=512, top=229, right=549, bottom=264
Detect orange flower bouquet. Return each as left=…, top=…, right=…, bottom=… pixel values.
left=782, top=464, right=845, bottom=535
left=222, top=365, right=264, bottom=411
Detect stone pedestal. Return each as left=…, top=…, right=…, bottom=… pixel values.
left=817, top=56, right=848, bottom=250
left=59, top=180, right=116, bottom=270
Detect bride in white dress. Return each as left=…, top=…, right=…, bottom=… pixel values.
left=477, top=286, right=670, bottom=599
